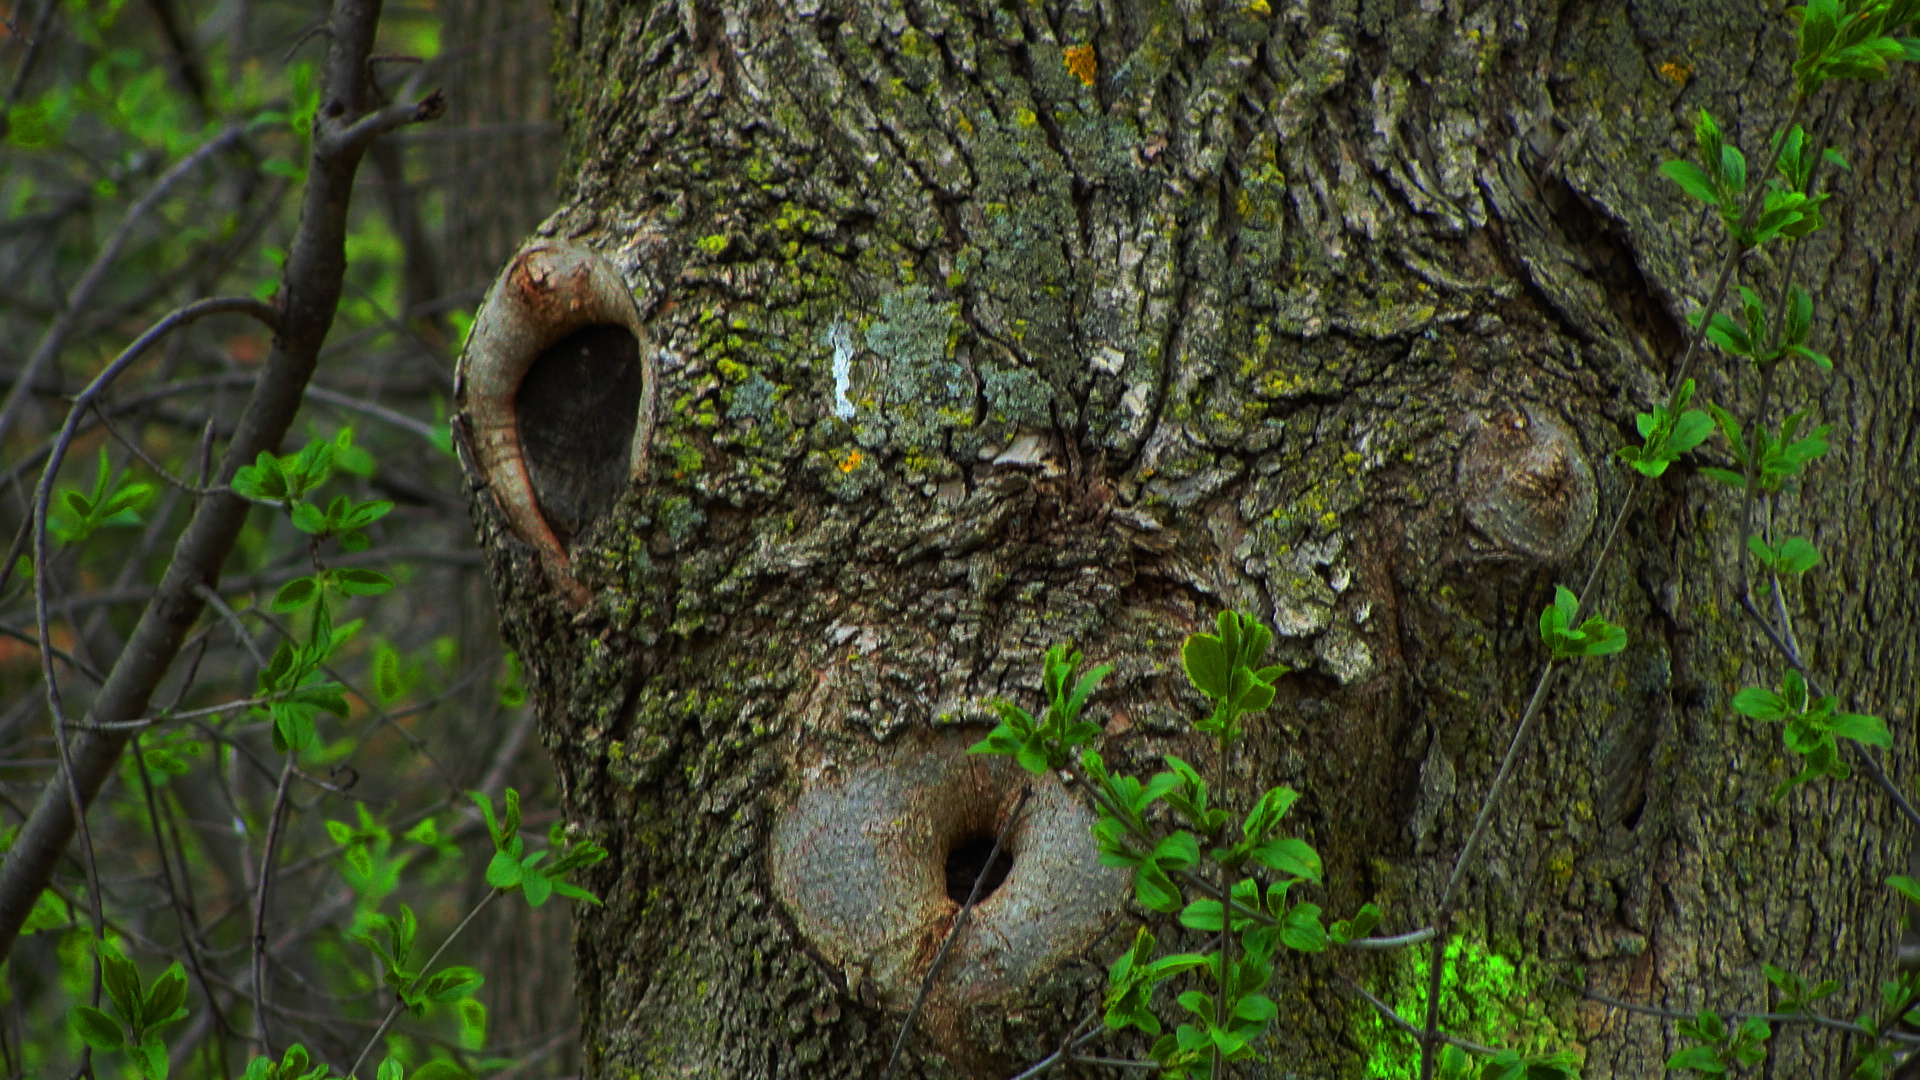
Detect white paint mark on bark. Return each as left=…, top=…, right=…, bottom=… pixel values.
left=827, top=321, right=856, bottom=420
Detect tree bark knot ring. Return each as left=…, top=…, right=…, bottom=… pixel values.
left=1457, top=405, right=1597, bottom=563
left=770, top=738, right=1125, bottom=1055
left=455, top=239, right=657, bottom=607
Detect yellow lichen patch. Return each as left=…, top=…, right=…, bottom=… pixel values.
left=1658, top=60, right=1692, bottom=84
left=838, top=449, right=864, bottom=474
left=1063, top=45, right=1097, bottom=87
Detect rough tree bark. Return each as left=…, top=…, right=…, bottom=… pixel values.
left=454, top=2, right=1917, bottom=1077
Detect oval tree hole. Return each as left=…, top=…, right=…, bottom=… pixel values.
left=944, top=831, right=1014, bottom=905
left=515, top=324, right=643, bottom=546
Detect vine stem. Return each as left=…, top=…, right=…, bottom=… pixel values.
left=345, top=888, right=502, bottom=1080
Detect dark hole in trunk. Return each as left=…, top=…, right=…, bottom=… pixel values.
left=515, top=324, right=642, bottom=546
left=944, top=832, right=1014, bottom=905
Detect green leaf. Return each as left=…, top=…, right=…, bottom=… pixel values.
left=102, top=948, right=142, bottom=1024
left=1182, top=632, right=1231, bottom=700
left=1178, top=898, right=1224, bottom=932
left=419, top=966, right=483, bottom=1002
left=334, top=568, right=395, bottom=597
left=486, top=849, right=524, bottom=889
left=1888, top=876, right=1920, bottom=906
left=1731, top=687, right=1789, bottom=722
left=522, top=869, right=554, bottom=907
left=291, top=502, right=327, bottom=535
left=1279, top=902, right=1329, bottom=953
left=273, top=577, right=319, bottom=613
left=1665, top=1045, right=1726, bottom=1073
left=1659, top=160, right=1722, bottom=205
left=1134, top=862, right=1182, bottom=913
left=411, top=1061, right=470, bottom=1080
left=1250, top=837, right=1323, bottom=882
left=70, top=1004, right=126, bottom=1050
left=144, top=963, right=189, bottom=1027
left=1152, top=831, right=1201, bottom=872
left=1832, top=712, right=1891, bottom=748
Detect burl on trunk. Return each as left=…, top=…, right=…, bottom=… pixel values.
left=454, top=2, right=1916, bottom=1077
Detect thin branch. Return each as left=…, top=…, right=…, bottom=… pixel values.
left=346, top=887, right=501, bottom=1080
left=249, top=752, right=296, bottom=1055
left=882, top=784, right=1032, bottom=1080
left=0, top=0, right=432, bottom=959
left=0, top=128, right=252, bottom=445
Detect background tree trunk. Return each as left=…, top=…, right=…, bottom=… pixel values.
left=462, top=2, right=1918, bottom=1076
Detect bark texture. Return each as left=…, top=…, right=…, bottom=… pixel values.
left=460, top=1, right=1918, bottom=1076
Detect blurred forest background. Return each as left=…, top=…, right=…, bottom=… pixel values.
left=0, top=0, right=585, bottom=1074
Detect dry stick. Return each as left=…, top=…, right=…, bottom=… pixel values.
left=881, top=784, right=1034, bottom=1080
left=1413, top=89, right=1815, bottom=1080
left=131, top=734, right=234, bottom=1074
left=1004, top=1014, right=1105, bottom=1080
left=345, top=887, right=502, bottom=1080
left=0, top=126, right=249, bottom=446
left=1558, top=977, right=1920, bottom=1045
left=0, top=0, right=438, bottom=960
left=249, top=752, right=297, bottom=1055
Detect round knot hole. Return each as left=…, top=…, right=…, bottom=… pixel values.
left=944, top=831, right=1014, bottom=904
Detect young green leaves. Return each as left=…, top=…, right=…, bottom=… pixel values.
left=1663, top=1010, right=1770, bottom=1076
left=968, top=644, right=1112, bottom=774
left=1692, top=286, right=1832, bottom=371
left=472, top=788, right=608, bottom=908
left=241, top=1045, right=334, bottom=1080
left=1538, top=586, right=1626, bottom=660
left=1661, top=112, right=1830, bottom=248
left=1619, top=379, right=1714, bottom=479
left=355, top=904, right=484, bottom=1019
left=67, top=949, right=190, bottom=1080
left=1731, top=668, right=1889, bottom=798
left=1789, top=0, right=1920, bottom=97
left=1699, top=406, right=1830, bottom=493
left=1746, top=535, right=1821, bottom=577
left=50, top=447, right=154, bottom=545
left=253, top=599, right=349, bottom=755
left=1183, top=610, right=1290, bottom=742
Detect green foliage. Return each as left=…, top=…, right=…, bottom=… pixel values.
left=49, top=447, right=154, bottom=545
left=1746, top=535, right=1821, bottom=577
left=1698, top=405, right=1831, bottom=493
left=242, top=1045, right=334, bottom=1080
left=1788, top=0, right=1920, bottom=96
left=967, top=643, right=1111, bottom=773
left=1619, top=379, right=1714, bottom=479
left=1731, top=668, right=1890, bottom=797
left=355, top=904, right=484, bottom=1019
left=1537, top=586, right=1627, bottom=660
left=472, top=788, right=609, bottom=908
left=1664, top=1011, right=1771, bottom=1075
left=65, top=948, right=190, bottom=1080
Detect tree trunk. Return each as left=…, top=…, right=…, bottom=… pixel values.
left=456, top=2, right=1918, bottom=1076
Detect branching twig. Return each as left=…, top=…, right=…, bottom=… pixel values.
left=0, top=0, right=438, bottom=960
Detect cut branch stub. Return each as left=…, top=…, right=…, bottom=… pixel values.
left=1457, top=406, right=1597, bottom=563
left=770, top=737, right=1125, bottom=1060
left=456, top=240, right=655, bottom=605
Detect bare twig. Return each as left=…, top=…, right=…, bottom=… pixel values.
left=882, top=785, right=1032, bottom=1080
left=0, top=128, right=252, bottom=445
